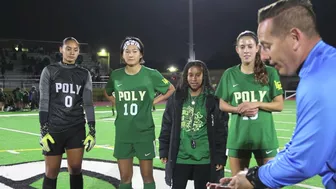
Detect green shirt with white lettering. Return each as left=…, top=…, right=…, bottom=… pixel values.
left=215, top=65, right=283, bottom=149
left=105, top=66, right=170, bottom=142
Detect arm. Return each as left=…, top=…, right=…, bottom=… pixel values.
left=153, top=84, right=175, bottom=105
left=38, top=67, right=55, bottom=152
left=256, top=67, right=284, bottom=112
left=83, top=71, right=95, bottom=124
left=219, top=98, right=238, bottom=113
left=82, top=71, right=96, bottom=152
left=214, top=98, right=229, bottom=166
left=257, top=94, right=283, bottom=112
left=39, top=67, right=50, bottom=125
left=104, top=89, right=115, bottom=105
left=258, top=85, right=336, bottom=188
left=158, top=94, right=174, bottom=160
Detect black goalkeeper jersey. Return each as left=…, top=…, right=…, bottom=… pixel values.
left=39, top=62, right=95, bottom=132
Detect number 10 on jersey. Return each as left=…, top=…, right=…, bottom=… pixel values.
left=124, top=103, right=138, bottom=116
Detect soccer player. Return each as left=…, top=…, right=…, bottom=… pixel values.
left=215, top=31, right=284, bottom=177
left=217, top=0, right=336, bottom=188
left=104, top=36, right=175, bottom=189
left=39, top=37, right=96, bottom=189
left=159, top=60, right=228, bottom=189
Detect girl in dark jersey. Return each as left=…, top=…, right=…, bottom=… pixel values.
left=39, top=37, right=95, bottom=189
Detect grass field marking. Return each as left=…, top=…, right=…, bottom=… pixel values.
left=275, top=121, right=296, bottom=125
left=273, top=113, right=296, bottom=116
left=0, top=127, right=39, bottom=136
left=278, top=136, right=291, bottom=140
left=276, top=128, right=291, bottom=132
left=0, top=148, right=41, bottom=153
left=0, top=109, right=166, bottom=118
left=6, top=150, right=20, bottom=154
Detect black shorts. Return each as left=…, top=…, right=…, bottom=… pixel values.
left=43, top=124, right=86, bottom=156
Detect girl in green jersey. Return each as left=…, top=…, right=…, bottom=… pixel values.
left=215, top=31, right=284, bottom=176
left=105, top=37, right=175, bottom=189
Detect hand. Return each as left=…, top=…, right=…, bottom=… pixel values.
left=83, top=122, right=96, bottom=152
left=241, top=108, right=259, bottom=117
left=221, top=170, right=254, bottom=189
left=216, top=164, right=224, bottom=171
left=160, top=158, right=168, bottom=164
left=206, top=182, right=231, bottom=189
left=40, top=123, right=55, bottom=152
left=237, top=102, right=259, bottom=114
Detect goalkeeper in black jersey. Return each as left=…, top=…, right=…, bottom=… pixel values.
left=39, top=37, right=95, bottom=189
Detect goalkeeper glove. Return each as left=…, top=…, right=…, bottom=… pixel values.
left=83, top=122, right=96, bottom=152
left=40, top=123, right=55, bottom=152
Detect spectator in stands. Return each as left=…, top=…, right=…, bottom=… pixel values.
left=1, top=64, right=5, bottom=77
left=13, top=87, right=23, bottom=111
left=5, top=94, right=14, bottom=112
left=29, top=86, right=39, bottom=111
left=22, top=89, right=30, bottom=110
left=215, top=31, right=284, bottom=177
left=0, top=88, right=5, bottom=111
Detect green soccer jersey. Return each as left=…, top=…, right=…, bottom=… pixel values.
left=177, top=92, right=210, bottom=165
left=105, top=66, right=170, bottom=142
left=215, top=65, right=283, bottom=150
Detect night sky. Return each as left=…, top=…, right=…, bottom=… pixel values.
left=1, top=0, right=335, bottom=71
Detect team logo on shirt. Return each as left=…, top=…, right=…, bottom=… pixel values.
left=55, top=83, right=82, bottom=95
left=274, top=81, right=282, bottom=90
left=162, top=78, right=169, bottom=85
left=181, top=106, right=204, bottom=132
left=233, top=91, right=267, bottom=104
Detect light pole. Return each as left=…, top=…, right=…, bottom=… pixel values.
left=188, top=0, right=195, bottom=61
left=97, top=48, right=110, bottom=72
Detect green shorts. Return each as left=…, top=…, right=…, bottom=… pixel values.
left=226, top=149, right=278, bottom=159
left=114, top=140, right=156, bottom=160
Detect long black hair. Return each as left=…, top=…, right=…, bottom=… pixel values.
left=236, top=31, right=269, bottom=85
left=177, top=60, right=213, bottom=101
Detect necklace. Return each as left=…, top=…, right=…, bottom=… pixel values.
left=191, top=96, right=197, bottom=105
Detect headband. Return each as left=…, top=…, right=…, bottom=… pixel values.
left=123, top=40, right=141, bottom=50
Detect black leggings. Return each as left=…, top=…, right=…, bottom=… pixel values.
left=172, top=163, right=211, bottom=189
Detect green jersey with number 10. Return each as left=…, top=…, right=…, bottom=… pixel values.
left=105, top=66, right=170, bottom=142
left=215, top=65, right=283, bottom=149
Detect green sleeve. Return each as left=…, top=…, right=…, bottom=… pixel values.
left=269, top=67, right=284, bottom=99
left=151, top=70, right=170, bottom=94
left=105, top=72, right=114, bottom=96
left=215, top=70, right=229, bottom=102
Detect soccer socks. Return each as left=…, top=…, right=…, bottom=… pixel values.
left=42, top=175, right=57, bottom=189
left=144, top=182, right=156, bottom=189
left=70, top=173, right=83, bottom=189
left=119, top=182, right=132, bottom=189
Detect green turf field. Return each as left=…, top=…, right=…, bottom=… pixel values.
left=0, top=101, right=324, bottom=189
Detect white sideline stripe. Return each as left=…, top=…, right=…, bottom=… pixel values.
left=0, top=127, right=39, bottom=136
left=274, top=113, right=296, bottom=116
left=0, top=109, right=165, bottom=117
left=0, top=126, right=323, bottom=189
left=275, top=121, right=296, bottom=125
left=276, top=129, right=291, bottom=131
left=6, top=150, right=20, bottom=154
left=278, top=136, right=291, bottom=139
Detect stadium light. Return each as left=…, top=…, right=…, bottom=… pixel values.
left=98, top=49, right=107, bottom=57
left=167, top=66, right=178, bottom=73
left=97, top=48, right=110, bottom=71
